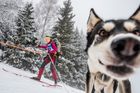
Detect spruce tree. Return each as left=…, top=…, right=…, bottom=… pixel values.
left=53, top=0, right=75, bottom=60
left=53, top=0, right=87, bottom=90
left=68, top=28, right=87, bottom=89
left=52, top=0, right=87, bottom=89
left=15, top=3, right=36, bottom=46
left=52, top=0, right=75, bottom=85
left=0, top=0, right=23, bottom=55
left=5, top=3, right=38, bottom=70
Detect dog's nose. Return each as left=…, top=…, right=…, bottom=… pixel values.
left=111, top=37, right=140, bottom=60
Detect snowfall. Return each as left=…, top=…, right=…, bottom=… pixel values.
left=0, top=50, right=140, bottom=93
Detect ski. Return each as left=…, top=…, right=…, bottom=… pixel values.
left=42, top=84, right=62, bottom=87
left=31, top=78, right=62, bottom=87
left=2, top=68, right=62, bottom=87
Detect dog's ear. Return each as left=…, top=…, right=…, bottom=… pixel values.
left=87, top=8, right=102, bottom=32
left=130, top=6, right=140, bottom=21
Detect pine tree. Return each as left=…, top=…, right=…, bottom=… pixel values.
left=52, top=0, right=88, bottom=89
left=52, top=0, right=75, bottom=86
left=0, top=0, right=23, bottom=49
left=4, top=3, right=38, bottom=70
left=0, top=0, right=24, bottom=63
left=53, top=0, right=75, bottom=60
left=15, top=3, right=36, bottom=46
left=68, top=28, right=87, bottom=89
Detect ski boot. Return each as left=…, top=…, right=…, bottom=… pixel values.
left=54, top=80, right=57, bottom=85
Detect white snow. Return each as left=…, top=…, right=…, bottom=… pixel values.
left=0, top=63, right=84, bottom=93
left=0, top=62, right=140, bottom=93
left=0, top=49, right=2, bottom=56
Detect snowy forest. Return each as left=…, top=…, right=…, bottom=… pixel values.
left=0, top=0, right=87, bottom=90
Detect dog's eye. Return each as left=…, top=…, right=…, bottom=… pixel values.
left=98, top=29, right=110, bottom=37
left=133, top=29, right=140, bottom=36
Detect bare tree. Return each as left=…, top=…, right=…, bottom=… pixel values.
left=34, top=0, right=59, bottom=39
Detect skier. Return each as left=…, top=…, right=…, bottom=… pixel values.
left=32, top=36, right=58, bottom=84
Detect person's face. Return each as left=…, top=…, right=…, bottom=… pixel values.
left=44, top=37, right=51, bottom=43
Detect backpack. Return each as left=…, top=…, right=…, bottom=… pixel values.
left=53, top=38, right=61, bottom=52
left=52, top=38, right=61, bottom=57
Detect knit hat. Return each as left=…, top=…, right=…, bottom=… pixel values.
left=45, top=35, right=51, bottom=38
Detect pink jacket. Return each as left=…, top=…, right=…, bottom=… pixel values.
left=38, top=40, right=58, bottom=54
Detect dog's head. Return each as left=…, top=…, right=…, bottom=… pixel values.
left=86, top=6, right=140, bottom=80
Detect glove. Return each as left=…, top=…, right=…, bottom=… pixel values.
left=58, top=63, right=63, bottom=68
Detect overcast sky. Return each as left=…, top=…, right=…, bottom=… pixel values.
left=25, top=0, right=140, bottom=33
left=62, top=0, right=140, bottom=33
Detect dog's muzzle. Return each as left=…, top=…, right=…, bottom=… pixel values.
left=111, top=36, right=140, bottom=61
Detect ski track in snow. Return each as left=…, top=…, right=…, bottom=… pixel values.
left=0, top=63, right=84, bottom=93
left=0, top=62, right=140, bottom=93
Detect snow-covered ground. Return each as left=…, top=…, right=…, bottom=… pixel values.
left=0, top=49, right=2, bottom=56
left=0, top=61, right=140, bottom=93
left=0, top=63, right=84, bottom=93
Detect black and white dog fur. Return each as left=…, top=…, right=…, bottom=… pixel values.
left=86, top=6, right=140, bottom=93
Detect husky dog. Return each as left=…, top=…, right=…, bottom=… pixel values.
left=86, top=6, right=140, bottom=93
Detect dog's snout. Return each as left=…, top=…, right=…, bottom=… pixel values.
left=111, top=37, right=140, bottom=60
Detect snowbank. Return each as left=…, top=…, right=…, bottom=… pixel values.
left=0, top=63, right=84, bottom=93
left=0, top=62, right=140, bottom=93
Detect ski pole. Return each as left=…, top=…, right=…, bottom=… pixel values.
left=47, top=53, right=70, bottom=93
left=47, top=53, right=61, bottom=80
